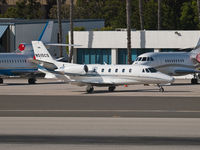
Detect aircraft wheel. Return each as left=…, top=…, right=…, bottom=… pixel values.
left=0, top=78, right=3, bottom=84
left=108, top=86, right=116, bottom=92
left=159, top=87, right=164, bottom=92
left=86, top=86, right=94, bottom=93
left=191, top=78, right=198, bottom=84
left=28, top=78, right=36, bottom=84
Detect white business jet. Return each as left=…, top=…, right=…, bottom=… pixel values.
left=0, top=21, right=53, bottom=84
left=31, top=41, right=174, bottom=93
left=134, top=47, right=200, bottom=84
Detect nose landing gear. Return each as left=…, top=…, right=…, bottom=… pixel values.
left=86, top=86, right=94, bottom=93
left=157, top=84, right=164, bottom=92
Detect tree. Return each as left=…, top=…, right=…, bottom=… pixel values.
left=180, top=1, right=199, bottom=29
left=127, top=0, right=132, bottom=64
left=57, top=0, right=63, bottom=57
left=2, top=0, right=41, bottom=19
left=49, top=4, right=70, bottom=19
left=46, top=0, right=56, bottom=18
left=69, top=0, right=74, bottom=63
left=139, top=0, right=144, bottom=30
left=158, top=0, right=161, bottom=30
left=197, top=0, right=200, bottom=25
left=143, top=0, right=157, bottom=30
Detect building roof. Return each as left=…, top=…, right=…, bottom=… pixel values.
left=0, top=18, right=104, bottom=25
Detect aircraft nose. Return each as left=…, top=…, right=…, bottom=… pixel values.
left=165, top=75, right=174, bottom=83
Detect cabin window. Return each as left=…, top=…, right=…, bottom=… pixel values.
left=148, top=68, right=157, bottom=73
left=101, top=68, right=104, bottom=72
left=108, top=68, right=111, bottom=72
left=129, top=69, right=132, bottom=73
left=142, top=69, right=145, bottom=73
left=115, top=69, right=118, bottom=73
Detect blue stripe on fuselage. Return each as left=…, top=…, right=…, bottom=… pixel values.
left=0, top=68, right=37, bottom=76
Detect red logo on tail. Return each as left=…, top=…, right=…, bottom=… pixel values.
left=196, top=54, right=200, bottom=63
left=18, top=44, right=25, bottom=51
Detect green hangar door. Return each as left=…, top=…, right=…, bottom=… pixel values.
left=77, top=49, right=111, bottom=64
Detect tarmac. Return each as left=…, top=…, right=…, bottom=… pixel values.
left=0, top=78, right=199, bottom=97
left=0, top=78, right=200, bottom=150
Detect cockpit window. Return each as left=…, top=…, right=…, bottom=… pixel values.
left=145, top=68, right=150, bottom=73
left=148, top=68, right=157, bottom=73
left=138, top=57, right=142, bottom=61
left=142, top=57, right=147, bottom=61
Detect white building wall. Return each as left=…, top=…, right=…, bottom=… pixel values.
left=73, top=31, right=200, bottom=49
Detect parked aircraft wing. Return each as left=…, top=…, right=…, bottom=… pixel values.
left=45, top=43, right=81, bottom=47
left=175, top=69, right=200, bottom=74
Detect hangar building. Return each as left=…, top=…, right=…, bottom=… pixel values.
left=0, top=18, right=104, bottom=57
left=71, top=30, right=200, bottom=64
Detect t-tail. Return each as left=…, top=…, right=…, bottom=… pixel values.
left=32, top=41, right=55, bottom=64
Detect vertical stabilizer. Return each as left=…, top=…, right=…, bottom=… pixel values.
left=38, top=21, right=53, bottom=43
left=32, top=41, right=54, bottom=63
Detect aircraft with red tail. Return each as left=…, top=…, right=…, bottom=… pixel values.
left=0, top=21, right=53, bottom=84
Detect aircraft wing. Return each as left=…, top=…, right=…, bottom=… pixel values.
left=7, top=70, right=45, bottom=78
left=175, top=69, right=200, bottom=74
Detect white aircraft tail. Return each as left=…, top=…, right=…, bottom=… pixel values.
left=32, top=41, right=55, bottom=63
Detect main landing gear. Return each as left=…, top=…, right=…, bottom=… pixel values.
left=28, top=78, right=36, bottom=84
left=157, top=84, right=164, bottom=92
left=108, top=86, right=116, bottom=92
left=191, top=73, right=198, bottom=84
left=0, top=78, right=3, bottom=84
left=86, top=85, right=116, bottom=93
left=86, top=86, right=94, bottom=93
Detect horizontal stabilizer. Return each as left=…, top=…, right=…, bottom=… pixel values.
left=45, top=43, right=81, bottom=47
left=29, top=58, right=57, bottom=71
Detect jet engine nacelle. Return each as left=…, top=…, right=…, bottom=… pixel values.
left=64, top=65, right=88, bottom=75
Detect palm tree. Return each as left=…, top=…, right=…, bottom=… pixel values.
left=158, top=0, right=161, bottom=30
left=69, top=0, right=74, bottom=63
left=139, top=0, right=144, bottom=30
left=126, top=0, right=132, bottom=64
left=197, top=0, right=200, bottom=24
left=57, top=0, right=63, bottom=57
